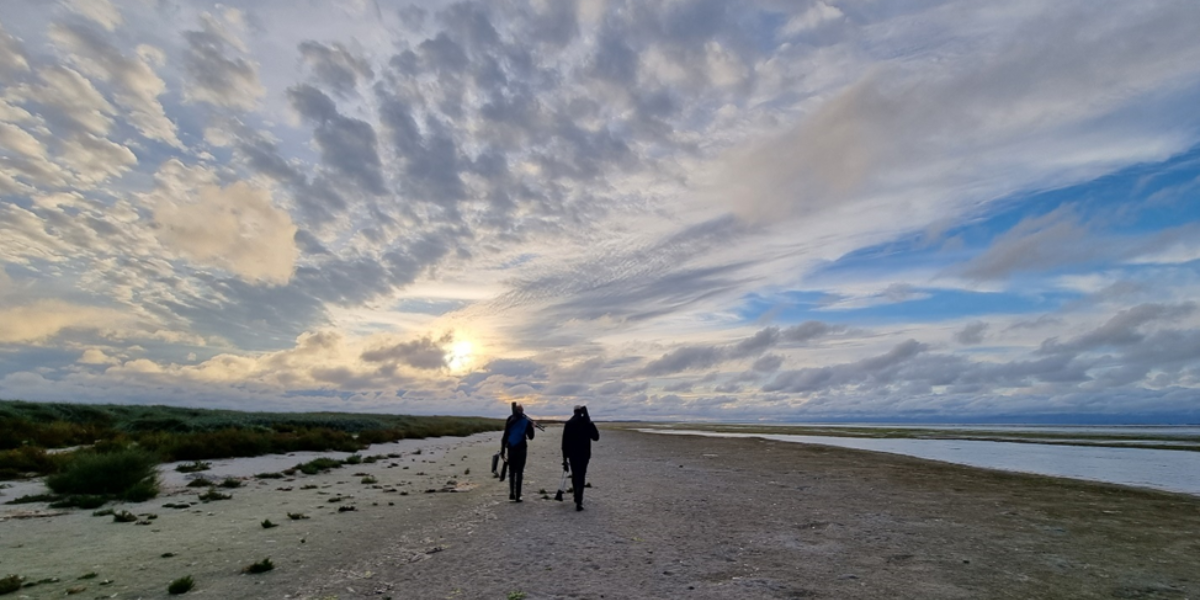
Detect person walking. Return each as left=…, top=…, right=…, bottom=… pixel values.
left=561, top=405, right=600, bottom=511
left=501, top=402, right=535, bottom=502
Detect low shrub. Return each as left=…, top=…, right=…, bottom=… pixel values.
left=198, top=489, right=231, bottom=501
left=185, top=478, right=212, bottom=488
left=344, top=454, right=362, bottom=465
left=361, top=476, right=377, bottom=484
left=242, top=558, right=273, bottom=574
left=174, top=461, right=210, bottom=473
left=296, top=457, right=342, bottom=475
left=4, top=493, right=59, bottom=505
left=219, top=477, right=242, bottom=488
left=167, top=575, right=193, bottom=594
left=45, top=448, right=159, bottom=501
left=0, top=575, right=21, bottom=594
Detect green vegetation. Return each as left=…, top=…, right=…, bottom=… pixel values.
left=186, top=478, right=212, bottom=488
left=297, top=457, right=343, bottom=475
left=174, top=461, right=210, bottom=473
left=48, top=494, right=107, bottom=509
left=242, top=558, right=274, bottom=574
left=45, top=447, right=159, bottom=501
left=167, top=575, right=194, bottom=594
left=361, top=476, right=377, bottom=484
left=219, top=478, right=242, bottom=488
left=198, top=489, right=231, bottom=501
left=0, top=575, right=21, bottom=595
left=0, top=399, right=502, bottom=481
left=507, top=591, right=527, bottom=600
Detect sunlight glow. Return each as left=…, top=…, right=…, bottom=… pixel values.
left=447, top=339, right=475, bottom=372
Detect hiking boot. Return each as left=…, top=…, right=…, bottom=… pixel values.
left=576, top=504, right=584, bottom=511
left=509, top=493, right=515, bottom=500
left=515, top=497, right=523, bottom=503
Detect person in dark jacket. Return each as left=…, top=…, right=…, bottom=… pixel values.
left=561, top=405, right=600, bottom=511
left=501, top=402, right=535, bottom=502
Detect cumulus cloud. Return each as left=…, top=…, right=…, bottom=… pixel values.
left=287, top=84, right=386, bottom=194
left=955, top=322, right=989, bottom=345
left=153, top=178, right=299, bottom=285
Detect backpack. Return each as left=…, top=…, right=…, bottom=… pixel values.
left=506, top=416, right=528, bottom=447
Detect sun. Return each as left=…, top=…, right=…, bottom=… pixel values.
left=446, top=339, right=475, bottom=372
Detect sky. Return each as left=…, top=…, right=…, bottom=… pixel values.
left=1, top=0, right=1199, bottom=422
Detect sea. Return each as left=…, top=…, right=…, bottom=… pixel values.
left=642, top=425, right=1200, bottom=496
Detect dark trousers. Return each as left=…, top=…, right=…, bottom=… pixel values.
left=508, top=445, right=527, bottom=499
left=569, top=456, right=590, bottom=506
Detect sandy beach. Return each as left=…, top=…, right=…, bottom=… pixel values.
left=3, top=427, right=1199, bottom=599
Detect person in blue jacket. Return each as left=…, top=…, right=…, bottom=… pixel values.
left=501, top=402, right=535, bottom=502
left=561, top=405, right=600, bottom=511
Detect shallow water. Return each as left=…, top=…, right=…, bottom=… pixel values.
left=644, top=430, right=1200, bottom=496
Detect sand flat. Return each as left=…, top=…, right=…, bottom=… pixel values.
left=4, top=428, right=1200, bottom=599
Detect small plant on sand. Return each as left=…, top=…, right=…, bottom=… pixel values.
left=185, top=478, right=212, bottom=488
left=46, top=448, right=159, bottom=502
left=167, top=575, right=194, bottom=594
left=297, top=457, right=342, bottom=475
left=344, top=454, right=362, bottom=465
left=360, top=476, right=377, bottom=484
left=112, top=510, right=138, bottom=523
left=175, top=461, right=211, bottom=473
left=242, top=558, right=274, bottom=574
left=464, top=468, right=470, bottom=475
left=337, top=505, right=356, bottom=512
left=0, top=575, right=22, bottom=594
left=219, top=477, right=242, bottom=488
left=287, top=512, right=309, bottom=520
left=261, top=519, right=277, bottom=529
left=507, top=591, right=527, bottom=600
left=198, top=488, right=231, bottom=502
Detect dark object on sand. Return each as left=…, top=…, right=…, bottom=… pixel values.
left=555, top=466, right=569, bottom=502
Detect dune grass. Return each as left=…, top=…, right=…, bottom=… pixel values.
left=167, top=575, right=194, bottom=594
left=45, top=447, right=159, bottom=501
left=0, top=399, right=502, bottom=481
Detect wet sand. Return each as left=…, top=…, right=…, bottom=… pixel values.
left=4, top=427, right=1199, bottom=599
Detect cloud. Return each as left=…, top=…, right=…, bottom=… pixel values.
left=361, top=333, right=452, bottom=371
left=0, top=300, right=127, bottom=343
left=182, top=12, right=265, bottom=110
left=955, top=322, right=989, bottom=345
left=764, top=339, right=927, bottom=394
left=68, top=0, right=122, bottom=32
left=299, top=41, right=373, bottom=96
left=47, top=22, right=181, bottom=147
left=287, top=84, right=386, bottom=195
left=0, top=22, right=30, bottom=75
left=153, top=177, right=299, bottom=284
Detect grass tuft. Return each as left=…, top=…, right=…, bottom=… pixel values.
left=242, top=558, right=274, bottom=574
left=167, top=575, right=194, bottom=594
left=261, top=519, right=277, bottom=529
left=219, top=477, right=242, bottom=488
left=361, top=476, right=377, bottom=484
left=185, top=478, right=212, bottom=488
left=174, top=461, right=211, bottom=473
